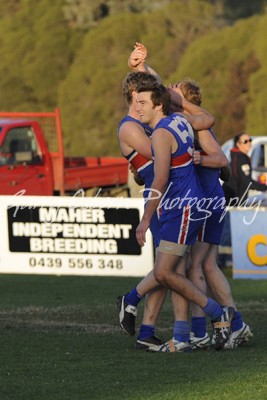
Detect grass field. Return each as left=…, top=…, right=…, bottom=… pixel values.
left=0, top=273, right=266, bottom=400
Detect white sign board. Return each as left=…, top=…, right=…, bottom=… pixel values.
left=0, top=195, right=154, bottom=277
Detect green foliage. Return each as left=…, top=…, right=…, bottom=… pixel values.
left=58, top=12, right=149, bottom=155
left=59, top=0, right=217, bottom=156
left=246, top=12, right=267, bottom=135
left=168, top=13, right=267, bottom=143
left=1, top=0, right=267, bottom=155
left=222, top=0, right=267, bottom=21
left=0, top=0, right=81, bottom=111
left=21, top=2, right=74, bottom=105
left=62, top=0, right=172, bottom=30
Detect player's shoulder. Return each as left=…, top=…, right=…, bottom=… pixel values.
left=118, top=117, right=142, bottom=134
left=154, top=114, right=172, bottom=129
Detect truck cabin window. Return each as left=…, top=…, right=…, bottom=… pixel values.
left=251, top=143, right=267, bottom=170
left=0, top=127, right=42, bottom=165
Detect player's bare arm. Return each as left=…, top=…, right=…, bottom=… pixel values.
left=194, top=130, right=228, bottom=169
left=118, top=121, right=152, bottom=159
left=128, top=42, right=162, bottom=83
left=136, top=129, right=172, bottom=247
left=169, top=87, right=215, bottom=130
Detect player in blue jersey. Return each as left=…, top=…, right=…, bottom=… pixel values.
left=118, top=71, right=168, bottom=349
left=118, top=69, right=216, bottom=350
left=118, top=72, right=161, bottom=247
left=119, top=45, right=221, bottom=352
left=171, top=79, right=253, bottom=349
left=117, top=77, right=235, bottom=352
left=123, top=43, right=234, bottom=351
left=127, top=43, right=252, bottom=350
left=123, top=42, right=203, bottom=350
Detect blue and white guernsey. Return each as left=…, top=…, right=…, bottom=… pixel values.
left=153, top=113, right=203, bottom=224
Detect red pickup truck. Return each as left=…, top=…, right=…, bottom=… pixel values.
left=0, top=109, right=129, bottom=196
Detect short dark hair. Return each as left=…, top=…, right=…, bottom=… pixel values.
left=122, top=72, right=158, bottom=105
left=137, top=76, right=171, bottom=115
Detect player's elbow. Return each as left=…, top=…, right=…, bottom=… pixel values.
left=205, top=115, right=215, bottom=128
left=209, top=115, right=215, bottom=127
left=192, top=115, right=215, bottom=131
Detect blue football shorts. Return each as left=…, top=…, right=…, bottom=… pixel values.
left=158, top=205, right=205, bottom=256
left=197, top=210, right=225, bottom=245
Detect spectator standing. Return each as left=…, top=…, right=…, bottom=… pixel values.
left=220, top=132, right=267, bottom=268
left=223, top=132, right=267, bottom=205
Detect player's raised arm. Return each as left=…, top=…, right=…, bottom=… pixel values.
left=128, top=42, right=161, bottom=83
left=169, top=86, right=215, bottom=130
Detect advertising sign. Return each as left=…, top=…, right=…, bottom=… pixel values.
left=0, top=195, right=154, bottom=277
left=230, top=207, right=267, bottom=279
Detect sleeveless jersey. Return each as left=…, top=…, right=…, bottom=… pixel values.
left=118, top=115, right=160, bottom=247
left=194, top=129, right=226, bottom=244
left=194, top=128, right=225, bottom=213
left=153, top=113, right=204, bottom=223
left=118, top=115, right=154, bottom=188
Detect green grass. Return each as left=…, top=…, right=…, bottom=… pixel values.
left=0, top=274, right=266, bottom=400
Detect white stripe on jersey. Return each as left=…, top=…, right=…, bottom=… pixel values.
left=178, top=206, right=191, bottom=244
left=137, top=160, right=153, bottom=172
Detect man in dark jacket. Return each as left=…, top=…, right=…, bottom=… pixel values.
left=223, top=132, right=267, bottom=205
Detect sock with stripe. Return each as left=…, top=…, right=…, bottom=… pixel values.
left=125, top=287, right=143, bottom=307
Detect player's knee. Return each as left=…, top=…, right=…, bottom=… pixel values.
left=202, top=260, right=214, bottom=273
left=154, top=269, right=167, bottom=286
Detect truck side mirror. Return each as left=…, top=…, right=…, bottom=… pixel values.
left=15, top=151, right=33, bottom=163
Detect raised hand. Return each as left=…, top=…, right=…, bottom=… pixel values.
left=128, top=42, right=147, bottom=70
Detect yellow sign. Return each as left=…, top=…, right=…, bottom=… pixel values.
left=247, top=234, right=267, bottom=266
